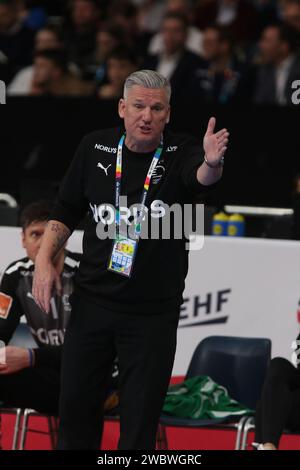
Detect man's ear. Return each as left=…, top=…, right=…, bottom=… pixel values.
left=118, top=98, right=125, bottom=119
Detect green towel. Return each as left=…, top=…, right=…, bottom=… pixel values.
left=163, top=376, right=253, bottom=420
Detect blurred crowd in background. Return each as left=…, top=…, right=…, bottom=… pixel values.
left=0, top=0, right=299, bottom=104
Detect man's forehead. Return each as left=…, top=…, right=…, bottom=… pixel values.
left=126, top=85, right=168, bottom=104
left=26, top=221, right=47, bottom=232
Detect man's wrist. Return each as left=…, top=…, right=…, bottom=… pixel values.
left=204, top=154, right=224, bottom=169
left=35, top=253, right=52, bottom=266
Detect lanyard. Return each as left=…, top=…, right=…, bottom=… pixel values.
left=115, top=133, right=163, bottom=237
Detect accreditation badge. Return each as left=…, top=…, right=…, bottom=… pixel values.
left=108, top=234, right=138, bottom=278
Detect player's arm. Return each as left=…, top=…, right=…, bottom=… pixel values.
left=1, top=343, right=64, bottom=375
left=33, top=136, right=89, bottom=313
left=33, top=221, right=71, bottom=314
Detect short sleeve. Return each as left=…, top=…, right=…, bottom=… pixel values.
left=50, top=136, right=89, bottom=232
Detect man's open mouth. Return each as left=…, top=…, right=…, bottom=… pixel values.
left=140, top=126, right=152, bottom=132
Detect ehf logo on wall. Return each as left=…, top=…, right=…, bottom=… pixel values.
left=179, top=288, right=231, bottom=328
left=0, top=81, right=6, bottom=104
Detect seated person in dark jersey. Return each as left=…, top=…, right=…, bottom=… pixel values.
left=0, top=200, right=118, bottom=419
left=254, top=334, right=300, bottom=450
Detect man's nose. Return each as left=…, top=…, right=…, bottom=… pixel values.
left=142, top=107, right=152, bottom=122
left=36, top=237, right=43, bottom=250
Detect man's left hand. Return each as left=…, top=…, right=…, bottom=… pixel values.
left=203, top=117, right=229, bottom=166
left=0, top=346, right=31, bottom=375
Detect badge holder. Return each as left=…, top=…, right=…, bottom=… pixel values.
left=108, top=231, right=139, bottom=278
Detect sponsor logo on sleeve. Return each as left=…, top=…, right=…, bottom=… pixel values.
left=0, top=293, right=13, bottom=319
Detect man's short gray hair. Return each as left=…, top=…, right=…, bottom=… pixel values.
left=123, top=70, right=171, bottom=102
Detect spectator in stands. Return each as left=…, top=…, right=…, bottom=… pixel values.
left=87, top=22, right=129, bottom=85
left=34, top=24, right=64, bottom=51
left=253, top=24, right=300, bottom=105
left=282, top=0, right=300, bottom=33
left=194, top=0, right=258, bottom=43
left=0, top=0, right=35, bottom=83
left=63, top=0, right=102, bottom=79
left=16, top=0, right=48, bottom=32
left=0, top=200, right=118, bottom=423
left=148, top=0, right=204, bottom=57
left=107, top=1, right=146, bottom=57
left=136, top=0, right=166, bottom=36
left=97, top=47, right=138, bottom=99
left=8, top=24, right=66, bottom=95
left=143, top=12, right=205, bottom=100
left=251, top=0, right=280, bottom=32
left=186, top=24, right=254, bottom=104
left=254, top=340, right=300, bottom=449
left=30, top=49, right=93, bottom=96
left=108, top=0, right=139, bottom=35
left=106, top=1, right=164, bottom=59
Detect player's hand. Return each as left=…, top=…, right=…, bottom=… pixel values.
left=32, top=256, right=62, bottom=314
left=203, top=117, right=229, bottom=166
left=0, top=346, right=32, bottom=375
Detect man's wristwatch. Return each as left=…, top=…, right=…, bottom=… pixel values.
left=204, top=154, right=224, bottom=168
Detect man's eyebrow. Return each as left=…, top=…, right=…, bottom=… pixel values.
left=133, top=99, right=165, bottom=106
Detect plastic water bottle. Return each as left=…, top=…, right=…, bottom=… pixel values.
left=212, top=212, right=229, bottom=236
left=227, top=213, right=245, bottom=237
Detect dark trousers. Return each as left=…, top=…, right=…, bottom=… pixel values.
left=255, top=357, right=300, bottom=447
left=57, top=294, right=180, bottom=450
left=0, top=367, right=60, bottom=414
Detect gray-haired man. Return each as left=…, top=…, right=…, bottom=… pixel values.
left=33, top=70, right=229, bottom=449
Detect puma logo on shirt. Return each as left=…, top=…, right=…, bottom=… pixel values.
left=97, top=162, right=112, bottom=175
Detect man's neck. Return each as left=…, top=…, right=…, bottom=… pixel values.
left=125, top=135, right=160, bottom=153
left=164, top=48, right=183, bottom=59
